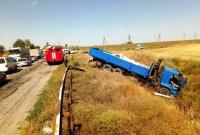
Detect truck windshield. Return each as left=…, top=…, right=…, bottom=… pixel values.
left=0, top=58, right=5, bottom=63
left=18, top=58, right=27, bottom=62
left=9, top=49, right=20, bottom=55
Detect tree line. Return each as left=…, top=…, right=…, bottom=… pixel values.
left=0, top=39, right=40, bottom=56
left=13, top=39, right=40, bottom=49
left=0, top=39, right=40, bottom=50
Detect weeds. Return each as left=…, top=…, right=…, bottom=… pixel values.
left=19, top=65, right=65, bottom=135
left=19, top=42, right=200, bottom=135
left=68, top=54, right=198, bottom=135
left=92, top=110, right=135, bottom=135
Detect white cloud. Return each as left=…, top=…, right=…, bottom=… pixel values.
left=31, top=0, right=39, bottom=7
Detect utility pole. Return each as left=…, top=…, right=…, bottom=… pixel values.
left=194, top=33, right=197, bottom=40
left=182, top=33, right=185, bottom=45
left=157, top=33, right=161, bottom=42
left=128, top=35, right=131, bottom=42
left=127, top=35, right=132, bottom=44
left=103, top=36, right=106, bottom=50
left=156, top=33, right=161, bottom=47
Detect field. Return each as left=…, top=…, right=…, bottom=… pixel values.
left=19, top=42, right=200, bottom=135
left=71, top=43, right=200, bottom=135
left=121, top=44, right=200, bottom=62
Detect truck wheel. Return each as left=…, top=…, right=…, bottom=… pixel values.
left=114, top=68, right=123, bottom=74
left=3, top=75, right=7, bottom=82
left=103, top=64, right=112, bottom=71
left=158, top=87, right=170, bottom=96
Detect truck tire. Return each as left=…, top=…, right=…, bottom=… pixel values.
left=114, top=68, right=123, bottom=74
left=95, top=61, right=102, bottom=68
left=3, top=75, right=7, bottom=82
left=14, top=65, right=17, bottom=71
left=158, top=87, right=170, bottom=96
left=103, top=64, right=112, bottom=71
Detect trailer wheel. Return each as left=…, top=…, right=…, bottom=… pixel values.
left=114, top=68, right=123, bottom=74
left=95, top=61, right=102, bottom=68
left=103, top=64, right=112, bottom=71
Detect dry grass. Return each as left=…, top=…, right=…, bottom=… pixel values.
left=65, top=53, right=199, bottom=135
left=81, top=39, right=200, bottom=52
left=19, top=65, right=65, bottom=135
left=19, top=42, right=200, bottom=134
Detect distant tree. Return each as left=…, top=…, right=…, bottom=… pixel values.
left=25, top=39, right=32, bottom=48
left=0, top=44, right=6, bottom=56
left=13, top=39, right=26, bottom=47
left=44, top=42, right=50, bottom=48
left=46, top=42, right=49, bottom=46
left=34, top=46, right=40, bottom=49
left=0, top=44, right=5, bottom=52
left=30, top=44, right=35, bottom=49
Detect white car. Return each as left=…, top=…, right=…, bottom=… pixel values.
left=0, top=57, right=17, bottom=73
left=17, top=58, right=31, bottom=67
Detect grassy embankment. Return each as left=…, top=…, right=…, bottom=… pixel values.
left=64, top=53, right=200, bottom=135
left=19, top=65, right=65, bottom=135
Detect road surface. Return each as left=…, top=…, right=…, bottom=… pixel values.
left=0, top=61, right=58, bottom=135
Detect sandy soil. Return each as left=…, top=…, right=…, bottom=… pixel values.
left=0, top=62, right=58, bottom=135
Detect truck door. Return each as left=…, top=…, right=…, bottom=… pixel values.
left=55, top=48, right=63, bottom=62
left=160, top=67, right=181, bottom=96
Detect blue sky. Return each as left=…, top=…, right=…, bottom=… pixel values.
left=0, top=0, right=200, bottom=48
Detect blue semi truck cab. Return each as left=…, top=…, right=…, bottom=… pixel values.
left=89, top=48, right=187, bottom=97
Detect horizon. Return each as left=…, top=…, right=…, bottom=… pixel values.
left=0, top=0, right=200, bottom=48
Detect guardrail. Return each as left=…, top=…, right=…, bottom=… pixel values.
left=55, top=66, right=85, bottom=135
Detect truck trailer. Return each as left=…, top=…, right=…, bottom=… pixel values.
left=8, top=47, right=30, bottom=60
left=30, top=49, right=40, bottom=59
left=89, top=48, right=187, bottom=97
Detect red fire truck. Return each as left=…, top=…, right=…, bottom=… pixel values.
left=45, top=46, right=64, bottom=65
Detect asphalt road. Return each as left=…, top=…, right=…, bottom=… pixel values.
left=0, top=60, right=58, bottom=135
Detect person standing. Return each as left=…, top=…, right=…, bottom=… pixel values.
left=63, top=53, right=68, bottom=67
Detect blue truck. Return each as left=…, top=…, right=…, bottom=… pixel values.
left=89, top=48, right=187, bottom=97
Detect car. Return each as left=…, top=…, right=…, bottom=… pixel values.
left=30, top=56, right=38, bottom=62
left=0, top=57, right=17, bottom=73
left=30, top=56, right=35, bottom=62
left=0, top=72, right=6, bottom=83
left=17, top=58, right=32, bottom=67
left=135, top=44, right=145, bottom=49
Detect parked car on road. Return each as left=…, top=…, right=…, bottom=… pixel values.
left=17, top=58, right=32, bottom=67
left=0, top=57, right=17, bottom=73
left=30, top=56, right=38, bottom=62
left=0, top=72, right=6, bottom=83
